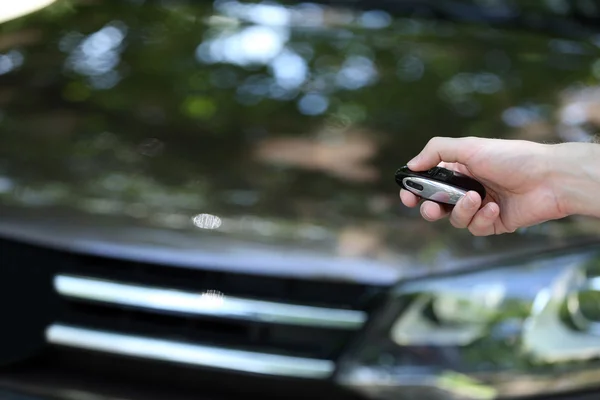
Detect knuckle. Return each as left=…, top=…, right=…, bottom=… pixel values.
left=425, top=137, right=442, bottom=150
left=427, top=136, right=443, bottom=146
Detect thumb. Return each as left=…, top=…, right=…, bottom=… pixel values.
left=407, top=136, right=477, bottom=171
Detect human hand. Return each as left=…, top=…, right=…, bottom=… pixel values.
left=399, top=136, right=568, bottom=236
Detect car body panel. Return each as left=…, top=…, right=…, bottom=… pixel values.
left=1, top=0, right=600, bottom=284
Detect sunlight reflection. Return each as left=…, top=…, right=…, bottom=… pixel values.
left=0, top=50, right=24, bottom=75
left=216, top=1, right=291, bottom=26
left=192, top=213, right=223, bottom=230
left=193, top=1, right=390, bottom=107
left=270, top=49, right=307, bottom=89
left=358, top=10, right=392, bottom=29
left=336, top=55, right=378, bottom=90
left=196, top=25, right=288, bottom=65
left=66, top=22, right=127, bottom=89
left=0, top=0, right=56, bottom=24
left=298, top=93, right=329, bottom=115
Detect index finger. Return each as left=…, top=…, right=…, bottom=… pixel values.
left=407, top=136, right=478, bottom=171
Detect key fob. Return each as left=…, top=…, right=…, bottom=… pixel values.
left=395, top=166, right=486, bottom=205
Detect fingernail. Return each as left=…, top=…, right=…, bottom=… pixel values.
left=483, top=205, right=497, bottom=218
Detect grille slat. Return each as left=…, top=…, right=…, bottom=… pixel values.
left=46, top=325, right=335, bottom=379
left=65, top=252, right=379, bottom=310
left=54, top=275, right=367, bottom=329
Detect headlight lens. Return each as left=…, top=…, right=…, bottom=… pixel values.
left=336, top=250, right=600, bottom=400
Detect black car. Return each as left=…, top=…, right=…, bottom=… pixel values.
left=3, top=1, right=600, bottom=399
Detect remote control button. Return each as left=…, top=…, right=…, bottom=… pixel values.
left=427, top=167, right=439, bottom=176
left=435, top=169, right=451, bottom=180
left=405, top=180, right=424, bottom=191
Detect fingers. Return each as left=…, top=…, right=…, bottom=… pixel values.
left=420, top=191, right=483, bottom=227
left=449, top=191, right=481, bottom=228
left=438, top=161, right=472, bottom=177
left=399, top=189, right=420, bottom=208
left=467, top=202, right=500, bottom=236
left=420, top=201, right=450, bottom=221
left=403, top=189, right=502, bottom=236
left=400, top=189, right=452, bottom=220
left=408, top=136, right=478, bottom=171
left=400, top=190, right=452, bottom=220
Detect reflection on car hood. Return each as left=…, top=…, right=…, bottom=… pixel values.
left=1, top=0, right=600, bottom=284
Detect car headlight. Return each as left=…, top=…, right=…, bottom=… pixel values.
left=336, top=249, right=600, bottom=400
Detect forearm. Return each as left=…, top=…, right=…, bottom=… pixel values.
left=550, top=142, right=600, bottom=218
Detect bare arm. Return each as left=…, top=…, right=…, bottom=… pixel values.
left=551, top=142, right=600, bottom=219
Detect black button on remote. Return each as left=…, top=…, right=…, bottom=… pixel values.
left=426, top=167, right=439, bottom=176
left=405, top=180, right=424, bottom=191
left=434, top=169, right=451, bottom=180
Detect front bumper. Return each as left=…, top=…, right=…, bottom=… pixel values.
left=3, top=351, right=600, bottom=400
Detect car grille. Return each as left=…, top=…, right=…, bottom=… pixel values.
left=1, top=236, right=384, bottom=380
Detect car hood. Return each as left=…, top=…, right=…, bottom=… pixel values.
left=1, top=204, right=598, bottom=286
left=1, top=0, right=600, bottom=285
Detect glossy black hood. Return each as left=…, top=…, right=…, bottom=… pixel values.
left=0, top=0, right=599, bottom=284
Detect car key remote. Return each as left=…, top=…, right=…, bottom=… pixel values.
left=395, top=166, right=486, bottom=205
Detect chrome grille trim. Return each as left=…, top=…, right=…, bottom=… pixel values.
left=45, top=324, right=334, bottom=378
left=54, top=274, right=367, bottom=329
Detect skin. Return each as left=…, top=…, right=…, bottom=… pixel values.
left=399, top=136, right=600, bottom=236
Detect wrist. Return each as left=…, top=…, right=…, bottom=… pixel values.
left=548, top=142, right=600, bottom=218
